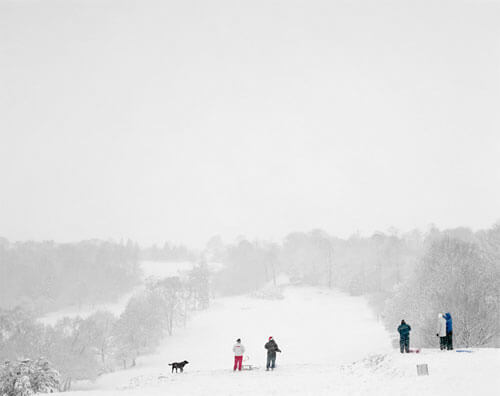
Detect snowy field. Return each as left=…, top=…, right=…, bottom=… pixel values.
left=64, top=286, right=499, bottom=396
left=140, top=260, right=194, bottom=279
left=40, top=261, right=194, bottom=325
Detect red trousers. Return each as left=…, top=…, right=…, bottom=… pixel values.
left=234, top=356, right=243, bottom=371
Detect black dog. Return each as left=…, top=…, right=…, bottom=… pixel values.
left=168, top=360, right=189, bottom=373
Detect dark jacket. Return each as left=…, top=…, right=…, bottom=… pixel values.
left=397, top=323, right=411, bottom=339
left=444, top=313, right=452, bottom=332
left=264, top=339, right=281, bottom=358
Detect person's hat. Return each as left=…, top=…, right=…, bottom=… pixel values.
left=236, top=338, right=241, bottom=342
left=269, top=336, right=273, bottom=340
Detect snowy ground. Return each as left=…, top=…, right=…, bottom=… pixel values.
left=40, top=261, right=194, bottom=325
left=140, top=260, right=194, bottom=280
left=64, top=286, right=499, bottom=396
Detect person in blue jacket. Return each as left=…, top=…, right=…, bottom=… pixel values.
left=397, top=320, right=411, bottom=353
left=444, top=313, right=453, bottom=350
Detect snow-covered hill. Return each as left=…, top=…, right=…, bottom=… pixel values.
left=61, top=286, right=499, bottom=395
left=140, top=260, right=194, bottom=279
left=39, top=261, right=195, bottom=325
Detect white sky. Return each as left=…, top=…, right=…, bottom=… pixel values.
left=1, top=0, right=499, bottom=247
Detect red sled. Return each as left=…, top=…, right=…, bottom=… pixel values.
left=409, top=348, right=421, bottom=353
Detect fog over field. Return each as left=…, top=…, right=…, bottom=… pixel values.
left=1, top=0, right=499, bottom=247
left=0, top=1, right=499, bottom=395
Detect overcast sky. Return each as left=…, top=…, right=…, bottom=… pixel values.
left=1, top=0, right=499, bottom=247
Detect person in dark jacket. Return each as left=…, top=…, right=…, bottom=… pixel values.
left=397, top=320, right=411, bottom=353
left=444, top=312, right=453, bottom=350
left=264, top=336, right=281, bottom=370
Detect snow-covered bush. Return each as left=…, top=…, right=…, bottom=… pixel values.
left=251, top=285, right=284, bottom=300
left=0, top=358, right=60, bottom=396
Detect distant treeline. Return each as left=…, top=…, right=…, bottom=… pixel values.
left=140, top=242, right=197, bottom=262
left=209, top=225, right=500, bottom=348
left=0, top=238, right=141, bottom=314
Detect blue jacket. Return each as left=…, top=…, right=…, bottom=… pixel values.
left=397, top=323, right=411, bottom=338
left=444, top=313, right=453, bottom=332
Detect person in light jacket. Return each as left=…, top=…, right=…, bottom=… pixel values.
left=436, top=313, right=447, bottom=350
left=233, top=338, right=245, bottom=371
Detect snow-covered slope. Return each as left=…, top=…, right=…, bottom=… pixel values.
left=39, top=261, right=195, bottom=325
left=344, top=348, right=500, bottom=395
left=62, top=286, right=499, bottom=396
left=140, top=260, right=194, bottom=279
left=39, top=288, right=140, bottom=326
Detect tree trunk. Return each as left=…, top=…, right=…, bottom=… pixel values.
left=61, top=378, right=72, bottom=392
left=327, top=247, right=333, bottom=289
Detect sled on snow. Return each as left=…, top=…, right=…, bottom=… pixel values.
left=241, top=356, right=259, bottom=370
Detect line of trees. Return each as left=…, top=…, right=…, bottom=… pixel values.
left=210, top=229, right=419, bottom=297
left=140, top=242, right=197, bottom=262
left=0, top=238, right=141, bottom=314
left=0, top=264, right=210, bottom=391
left=210, top=224, right=500, bottom=348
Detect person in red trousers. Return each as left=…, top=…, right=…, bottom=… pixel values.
left=233, top=338, right=245, bottom=371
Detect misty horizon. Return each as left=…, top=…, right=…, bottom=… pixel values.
left=1, top=0, right=499, bottom=248
left=1, top=221, right=499, bottom=250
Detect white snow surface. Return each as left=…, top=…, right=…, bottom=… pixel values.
left=40, top=289, right=139, bottom=326
left=39, top=261, right=195, bottom=325
left=65, top=286, right=500, bottom=396
left=140, top=260, right=194, bottom=279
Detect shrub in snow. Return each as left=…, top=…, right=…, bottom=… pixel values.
left=29, top=359, right=60, bottom=393
left=251, top=286, right=284, bottom=300
left=0, top=358, right=60, bottom=396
